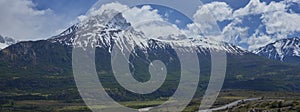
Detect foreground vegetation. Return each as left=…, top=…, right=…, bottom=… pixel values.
left=1, top=90, right=300, bottom=112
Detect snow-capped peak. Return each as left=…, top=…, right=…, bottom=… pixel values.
left=49, top=8, right=244, bottom=54
left=253, top=37, right=300, bottom=61
left=0, top=35, right=17, bottom=49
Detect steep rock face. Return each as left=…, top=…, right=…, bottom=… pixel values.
left=253, top=37, right=300, bottom=65
left=0, top=40, right=71, bottom=74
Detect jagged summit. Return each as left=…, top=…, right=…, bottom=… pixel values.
left=253, top=37, right=300, bottom=65
left=49, top=8, right=245, bottom=54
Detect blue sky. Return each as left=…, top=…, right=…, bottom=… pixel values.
left=0, top=0, right=299, bottom=50
left=32, top=0, right=97, bottom=18
left=201, top=0, right=250, bottom=9
left=31, top=0, right=248, bottom=14
left=29, top=0, right=251, bottom=33
left=137, top=4, right=193, bottom=29
left=31, top=0, right=252, bottom=28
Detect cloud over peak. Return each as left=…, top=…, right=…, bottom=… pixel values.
left=198, top=0, right=300, bottom=50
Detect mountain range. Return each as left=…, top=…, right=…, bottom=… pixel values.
left=253, top=37, right=300, bottom=65
left=0, top=9, right=300, bottom=101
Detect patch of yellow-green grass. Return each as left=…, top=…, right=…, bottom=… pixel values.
left=56, top=106, right=89, bottom=112
left=120, top=100, right=166, bottom=109
left=15, top=100, right=60, bottom=106
left=220, top=96, right=246, bottom=100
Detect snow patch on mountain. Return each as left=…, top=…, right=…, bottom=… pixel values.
left=49, top=4, right=245, bottom=55
left=0, top=43, right=8, bottom=49
left=253, top=37, right=300, bottom=61
left=0, top=35, right=17, bottom=49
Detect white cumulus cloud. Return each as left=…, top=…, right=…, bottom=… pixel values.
left=233, top=0, right=287, bottom=17
left=84, top=2, right=183, bottom=39
left=0, top=0, right=69, bottom=40
left=245, top=29, right=275, bottom=50
left=186, top=3, right=227, bottom=37
left=262, top=10, right=300, bottom=35
left=194, top=0, right=300, bottom=50
left=197, top=2, right=233, bottom=21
